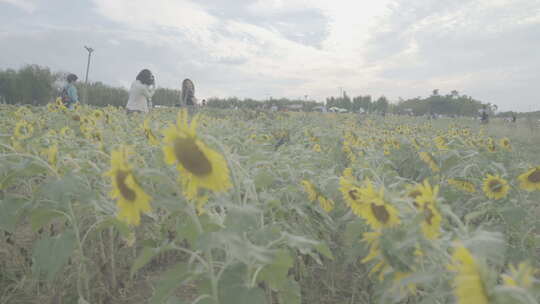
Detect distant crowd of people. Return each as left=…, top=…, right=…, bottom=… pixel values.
left=59, top=69, right=199, bottom=113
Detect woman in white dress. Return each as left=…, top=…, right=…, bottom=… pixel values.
left=126, top=69, right=156, bottom=114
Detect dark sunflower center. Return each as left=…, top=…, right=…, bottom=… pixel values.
left=116, top=170, right=136, bottom=201
left=348, top=189, right=359, bottom=200
left=371, top=203, right=390, bottom=224
left=145, top=129, right=154, bottom=140
left=423, top=206, right=434, bottom=225
left=173, top=137, right=212, bottom=176
left=408, top=190, right=421, bottom=199
left=528, top=169, right=540, bottom=183
left=488, top=180, right=502, bottom=192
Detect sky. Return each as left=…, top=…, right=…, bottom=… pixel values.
left=1, top=0, right=539, bottom=111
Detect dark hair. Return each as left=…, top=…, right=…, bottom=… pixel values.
left=67, top=74, right=78, bottom=83
left=136, top=69, right=154, bottom=86
left=181, top=78, right=195, bottom=105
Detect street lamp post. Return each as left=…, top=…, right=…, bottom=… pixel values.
left=83, top=46, right=94, bottom=104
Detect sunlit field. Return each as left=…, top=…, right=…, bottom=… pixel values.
left=1, top=102, right=540, bottom=304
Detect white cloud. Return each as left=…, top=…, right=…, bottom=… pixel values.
left=0, top=0, right=37, bottom=12
left=90, top=0, right=395, bottom=100
left=3, top=0, right=539, bottom=110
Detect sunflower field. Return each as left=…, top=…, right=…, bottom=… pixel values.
left=1, top=102, right=540, bottom=304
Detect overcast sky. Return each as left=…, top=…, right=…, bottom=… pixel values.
left=1, top=0, right=539, bottom=111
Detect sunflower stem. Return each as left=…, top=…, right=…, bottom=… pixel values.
left=109, top=227, right=117, bottom=291
left=68, top=200, right=90, bottom=301
left=186, top=202, right=220, bottom=303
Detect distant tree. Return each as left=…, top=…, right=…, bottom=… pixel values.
left=374, top=96, right=389, bottom=113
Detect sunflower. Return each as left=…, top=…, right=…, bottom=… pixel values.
left=411, top=138, right=421, bottom=150
left=162, top=109, right=231, bottom=199
left=339, top=169, right=365, bottom=213
left=357, top=180, right=400, bottom=230
left=105, top=146, right=152, bottom=226
left=448, top=179, right=476, bottom=193
left=486, top=137, right=496, bottom=153
left=92, top=109, right=104, bottom=120
left=361, top=231, right=416, bottom=293
left=413, top=180, right=442, bottom=240
left=447, top=244, right=489, bottom=304
left=317, top=196, right=335, bottom=212
left=342, top=142, right=357, bottom=163
left=14, top=120, right=34, bottom=140
left=301, top=180, right=334, bottom=212
left=517, top=166, right=540, bottom=192
left=419, top=151, right=440, bottom=172
left=55, top=97, right=67, bottom=108
left=482, top=174, right=509, bottom=200
left=406, top=184, right=423, bottom=207
left=342, top=167, right=356, bottom=181
left=383, top=144, right=391, bottom=156
left=498, top=137, right=512, bottom=151
left=419, top=202, right=442, bottom=240
left=301, top=180, right=318, bottom=202
left=60, top=126, right=74, bottom=137
left=361, top=231, right=390, bottom=281
left=434, top=136, right=448, bottom=150
left=143, top=118, right=159, bottom=146
left=501, top=262, right=536, bottom=289
left=414, top=179, right=439, bottom=206
left=47, top=102, right=59, bottom=112
left=41, top=144, right=58, bottom=168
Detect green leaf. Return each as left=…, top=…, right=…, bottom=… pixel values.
left=95, top=217, right=131, bottom=238
left=150, top=263, right=193, bottom=304
left=130, top=246, right=159, bottom=277
left=29, top=208, right=65, bottom=233
left=176, top=214, right=200, bottom=246
left=224, top=205, right=260, bottom=233
left=498, top=206, right=528, bottom=228
left=254, top=170, right=274, bottom=189
left=0, top=197, right=26, bottom=233
left=315, top=242, right=334, bottom=260
left=219, top=263, right=267, bottom=304
left=36, top=174, right=91, bottom=206
left=258, top=249, right=293, bottom=290
left=278, top=280, right=301, bottom=304
left=465, top=231, right=506, bottom=266
left=465, top=209, right=488, bottom=224
left=32, top=231, right=76, bottom=281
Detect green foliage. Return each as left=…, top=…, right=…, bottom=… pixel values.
left=1, top=105, right=540, bottom=304
left=31, top=231, right=76, bottom=281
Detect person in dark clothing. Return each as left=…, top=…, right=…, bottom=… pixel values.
left=480, top=106, right=489, bottom=124
left=181, top=79, right=196, bottom=106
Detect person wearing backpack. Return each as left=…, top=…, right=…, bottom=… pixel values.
left=126, top=69, right=156, bottom=114
left=61, top=74, right=79, bottom=108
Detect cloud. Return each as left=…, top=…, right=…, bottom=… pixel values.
left=361, top=0, right=540, bottom=111
left=89, top=0, right=396, bottom=100
left=1, top=0, right=540, bottom=111
left=0, top=0, right=37, bottom=12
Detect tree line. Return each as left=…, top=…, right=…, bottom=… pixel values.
left=0, top=65, right=180, bottom=107
left=0, top=64, right=511, bottom=117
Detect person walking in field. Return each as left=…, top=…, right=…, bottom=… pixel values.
left=181, top=78, right=197, bottom=107
left=126, top=69, right=156, bottom=114
left=61, top=73, right=79, bottom=108
left=480, top=105, right=489, bottom=124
